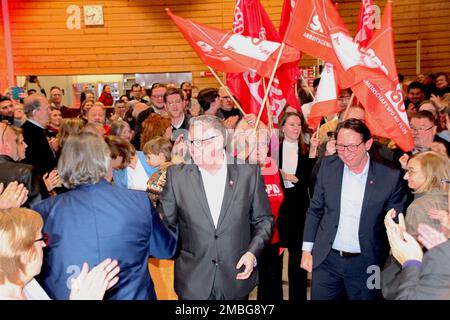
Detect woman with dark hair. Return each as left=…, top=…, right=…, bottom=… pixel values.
left=106, top=135, right=157, bottom=191
left=140, top=113, right=172, bottom=150
left=277, top=111, right=317, bottom=301
left=98, top=84, right=113, bottom=107
left=32, top=132, right=177, bottom=300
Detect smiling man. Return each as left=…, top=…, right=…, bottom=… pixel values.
left=301, top=118, right=407, bottom=300
left=159, top=115, right=273, bottom=300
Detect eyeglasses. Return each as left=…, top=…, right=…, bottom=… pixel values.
left=410, top=125, right=434, bottom=133
left=151, top=95, right=164, bottom=99
left=35, top=233, right=49, bottom=246
left=167, top=100, right=183, bottom=107
left=188, top=135, right=218, bottom=148
left=220, top=96, right=232, bottom=100
left=335, top=140, right=364, bottom=152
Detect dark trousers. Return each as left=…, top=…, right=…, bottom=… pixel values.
left=311, top=249, right=381, bottom=300
left=257, top=244, right=283, bottom=301
left=286, top=246, right=308, bottom=301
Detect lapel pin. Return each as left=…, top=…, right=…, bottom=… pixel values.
left=229, top=180, right=234, bottom=186
left=370, top=180, right=374, bottom=184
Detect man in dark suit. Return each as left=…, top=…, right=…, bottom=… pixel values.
left=159, top=115, right=273, bottom=300
left=301, top=119, right=407, bottom=300
left=21, top=94, right=57, bottom=176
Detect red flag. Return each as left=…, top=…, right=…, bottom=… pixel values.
left=226, top=0, right=300, bottom=126
left=307, top=62, right=340, bottom=129
left=353, top=76, right=413, bottom=152
left=351, top=1, right=413, bottom=152
left=279, top=0, right=298, bottom=38
left=355, top=0, right=375, bottom=47
left=166, top=9, right=300, bottom=79
left=283, top=0, right=343, bottom=67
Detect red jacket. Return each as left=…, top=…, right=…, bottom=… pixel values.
left=262, top=158, right=284, bottom=244
left=98, top=92, right=113, bottom=106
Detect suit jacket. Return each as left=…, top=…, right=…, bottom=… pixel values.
left=383, top=241, right=450, bottom=300
left=303, top=155, right=407, bottom=268
left=33, top=180, right=177, bottom=300
left=159, top=159, right=274, bottom=299
left=0, top=155, right=44, bottom=207
left=21, top=120, right=57, bottom=176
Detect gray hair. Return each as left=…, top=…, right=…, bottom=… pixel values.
left=188, top=115, right=227, bottom=143
left=23, top=94, right=46, bottom=117
left=110, top=120, right=130, bottom=137
left=58, top=132, right=111, bottom=188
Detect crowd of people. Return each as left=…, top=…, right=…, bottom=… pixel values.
left=0, top=70, right=449, bottom=300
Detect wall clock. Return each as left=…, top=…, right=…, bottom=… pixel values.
left=84, top=5, right=104, bottom=26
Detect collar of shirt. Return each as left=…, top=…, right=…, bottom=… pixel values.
left=343, top=153, right=370, bottom=178
left=172, top=114, right=185, bottom=129
left=27, top=118, right=44, bottom=129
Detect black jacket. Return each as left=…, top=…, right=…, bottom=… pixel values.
left=0, top=155, right=45, bottom=207
left=21, top=120, right=57, bottom=176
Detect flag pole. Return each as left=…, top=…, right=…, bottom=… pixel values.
left=300, top=75, right=315, bottom=100
left=262, top=77, right=274, bottom=131
left=255, top=42, right=286, bottom=130
left=207, top=66, right=246, bottom=116
left=341, top=92, right=355, bottom=121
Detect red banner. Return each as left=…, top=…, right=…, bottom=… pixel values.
left=166, top=9, right=300, bottom=79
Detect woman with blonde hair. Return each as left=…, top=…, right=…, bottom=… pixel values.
left=0, top=207, right=120, bottom=300
left=403, top=151, right=450, bottom=238
left=231, top=115, right=285, bottom=301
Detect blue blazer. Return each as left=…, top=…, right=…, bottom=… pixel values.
left=32, top=180, right=177, bottom=300
left=113, top=151, right=157, bottom=189
left=303, top=155, right=407, bottom=269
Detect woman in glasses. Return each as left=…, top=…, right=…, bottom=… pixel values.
left=402, top=151, right=450, bottom=239
left=231, top=115, right=284, bottom=301
left=0, top=207, right=120, bottom=300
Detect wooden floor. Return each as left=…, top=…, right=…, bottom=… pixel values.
left=149, top=249, right=311, bottom=300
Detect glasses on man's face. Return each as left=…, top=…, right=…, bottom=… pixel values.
left=35, top=233, right=49, bottom=246
left=151, top=95, right=164, bottom=100
left=188, top=135, right=218, bottom=148
left=410, top=125, right=434, bottom=133
left=335, top=140, right=364, bottom=152
left=167, top=100, right=183, bottom=107
left=220, top=96, right=231, bottom=100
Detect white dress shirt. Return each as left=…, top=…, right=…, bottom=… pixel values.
left=198, top=155, right=228, bottom=229
left=127, top=157, right=149, bottom=191
left=332, top=156, right=370, bottom=253
left=302, top=155, right=370, bottom=253
left=282, top=140, right=298, bottom=189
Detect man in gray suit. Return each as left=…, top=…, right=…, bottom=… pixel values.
left=159, top=115, right=273, bottom=300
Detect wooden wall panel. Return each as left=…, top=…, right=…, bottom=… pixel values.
left=0, top=8, right=7, bottom=92
left=5, top=0, right=450, bottom=91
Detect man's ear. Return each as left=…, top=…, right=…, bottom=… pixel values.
left=365, top=138, right=373, bottom=151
